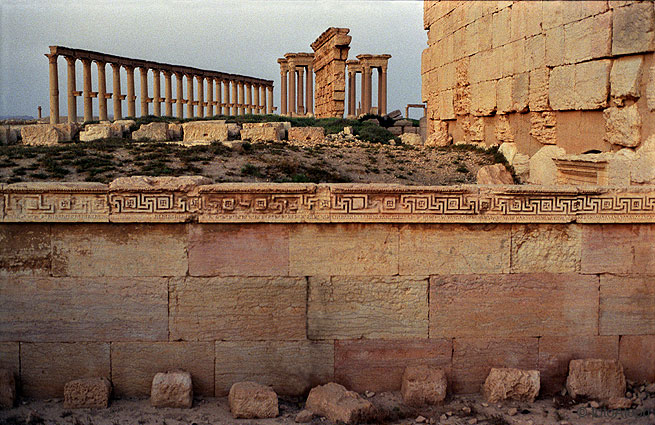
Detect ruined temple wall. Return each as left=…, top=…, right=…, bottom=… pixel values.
left=311, top=28, right=351, bottom=118
left=422, top=1, right=655, bottom=156
left=1, top=181, right=654, bottom=398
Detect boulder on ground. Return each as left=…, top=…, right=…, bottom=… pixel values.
left=63, top=377, right=111, bottom=409
left=182, top=120, right=229, bottom=142
left=477, top=163, right=514, bottom=184
left=608, top=396, right=632, bottom=409
left=305, top=382, right=373, bottom=425
left=242, top=122, right=289, bottom=139
left=21, top=124, right=78, bottom=145
left=132, top=122, right=169, bottom=141
left=295, top=409, right=314, bottom=423
left=150, top=370, right=193, bottom=408
left=0, top=369, right=16, bottom=408
left=288, top=127, right=326, bottom=143
left=482, top=368, right=540, bottom=403
left=228, top=381, right=278, bottom=419
left=79, top=123, right=121, bottom=142
left=240, top=126, right=280, bottom=142
left=400, top=133, right=423, bottom=146
left=401, top=365, right=447, bottom=407
left=566, top=359, right=626, bottom=401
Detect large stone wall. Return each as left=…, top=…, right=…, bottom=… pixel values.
left=422, top=1, right=655, bottom=157
left=311, top=28, right=352, bottom=118
left=1, top=179, right=655, bottom=398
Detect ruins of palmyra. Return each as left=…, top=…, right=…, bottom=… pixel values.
left=346, top=54, right=391, bottom=117
left=277, top=53, right=315, bottom=116
left=46, top=46, right=274, bottom=124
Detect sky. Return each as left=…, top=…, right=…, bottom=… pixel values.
left=0, top=0, right=427, bottom=119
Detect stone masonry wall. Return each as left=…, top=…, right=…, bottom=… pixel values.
left=422, top=1, right=655, bottom=156
left=1, top=179, right=655, bottom=398
left=311, top=28, right=352, bottom=118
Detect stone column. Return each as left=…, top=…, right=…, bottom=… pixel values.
left=111, top=63, right=122, bottom=120
left=360, top=70, right=366, bottom=116
left=96, top=61, right=108, bottom=121
left=267, top=85, right=273, bottom=114
left=378, top=67, right=388, bottom=116
left=306, top=64, right=314, bottom=115
left=231, top=80, right=238, bottom=116
left=140, top=67, right=149, bottom=117
left=216, top=79, right=223, bottom=115
left=186, top=74, right=195, bottom=118
left=65, top=56, right=77, bottom=123
left=260, top=85, right=266, bottom=114
left=348, top=70, right=356, bottom=117
left=153, top=69, right=161, bottom=116
left=47, top=54, right=59, bottom=124
left=126, top=66, right=136, bottom=117
left=81, top=58, right=93, bottom=122
left=163, top=71, right=172, bottom=116
left=196, top=75, right=204, bottom=117
left=237, top=81, right=244, bottom=115
left=175, top=72, right=184, bottom=118
left=206, top=77, right=214, bottom=117
left=280, top=69, right=288, bottom=115
left=297, top=67, right=305, bottom=115
left=363, top=65, right=372, bottom=114
left=254, top=84, right=261, bottom=114
left=246, top=83, right=252, bottom=114
left=288, top=64, right=296, bottom=115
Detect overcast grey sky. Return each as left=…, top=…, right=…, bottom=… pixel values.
left=0, top=0, right=425, bottom=119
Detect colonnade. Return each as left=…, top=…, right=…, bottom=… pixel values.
left=46, top=46, right=274, bottom=124
left=346, top=54, right=391, bottom=117
left=277, top=53, right=314, bottom=116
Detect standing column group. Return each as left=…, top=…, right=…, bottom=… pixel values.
left=346, top=54, right=391, bottom=117
left=278, top=53, right=315, bottom=117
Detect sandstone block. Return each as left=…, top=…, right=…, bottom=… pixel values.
left=603, top=104, right=641, bottom=147
left=513, top=153, right=529, bottom=182
left=215, top=340, right=333, bottom=396
left=619, top=335, right=655, bottom=383
left=530, top=111, right=557, bottom=145
left=608, top=397, right=632, bottom=409
left=430, top=273, right=598, bottom=338
left=401, top=366, right=447, bottom=407
left=308, top=276, right=427, bottom=340
left=529, top=145, right=566, bottom=185
left=63, top=377, right=111, bottom=409
left=305, top=382, right=373, bottom=425
left=512, top=72, right=529, bottom=112
left=0, top=126, right=10, bottom=145
left=228, top=381, right=278, bottom=419
left=545, top=26, right=565, bottom=67
left=494, top=115, right=513, bottom=143
left=498, top=142, right=517, bottom=164
left=295, top=409, right=314, bottom=423
left=131, top=122, right=169, bottom=141
left=167, top=123, right=182, bottom=140
left=611, top=56, right=644, bottom=99
left=631, top=150, right=655, bottom=184
left=111, top=342, right=213, bottom=397
left=575, top=60, right=610, bottom=109
left=0, top=369, right=16, bottom=408
left=79, top=123, right=121, bottom=142
left=151, top=371, right=193, bottom=408
left=496, top=78, right=513, bottom=115
left=471, top=81, right=497, bottom=116
left=549, top=65, right=576, bottom=110
left=424, top=120, right=450, bottom=147
left=400, top=133, right=423, bottom=146
left=240, top=126, right=280, bottom=142
left=436, top=89, right=455, bottom=120
left=525, top=34, right=545, bottom=70
left=492, top=6, right=511, bottom=48
left=511, top=224, right=581, bottom=273
left=581, top=224, right=655, bottom=274
left=564, top=13, right=611, bottom=64
left=55, top=123, right=81, bottom=141
left=21, top=124, right=61, bottom=146
left=600, top=275, right=655, bottom=335
left=0, top=224, right=50, bottom=276
left=182, top=120, right=229, bottom=142
left=476, top=163, right=513, bottom=185
left=111, top=120, right=136, bottom=135
left=483, top=368, right=539, bottom=403
left=612, top=2, right=655, bottom=55
left=529, top=68, right=549, bottom=111
left=288, top=127, right=325, bottom=143
left=648, top=65, right=655, bottom=111
left=566, top=359, right=626, bottom=400
left=400, top=224, right=510, bottom=275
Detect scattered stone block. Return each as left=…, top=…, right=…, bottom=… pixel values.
left=242, top=122, right=289, bottom=139
left=400, top=365, right=447, bottom=407
left=79, top=123, right=121, bottom=142
left=132, top=122, right=169, bottom=141
left=150, top=370, right=193, bottom=408
left=21, top=124, right=62, bottom=146
left=305, top=382, right=373, bottom=425
left=288, top=127, right=325, bottom=143
left=482, top=368, right=540, bottom=403
left=388, top=126, right=402, bottom=136
left=167, top=123, right=183, bottom=140
left=0, top=125, right=10, bottom=145
left=498, top=142, right=517, bottom=164
left=63, top=377, right=111, bottom=409
left=228, top=381, right=279, bottom=419
left=566, top=359, right=626, bottom=401
left=476, top=163, right=514, bottom=185
left=240, top=126, right=280, bottom=142
left=295, top=409, right=314, bottom=423
left=400, top=133, right=423, bottom=146
left=608, top=396, right=632, bottom=409
left=0, top=369, right=16, bottom=408
left=529, top=145, right=566, bottom=185
left=385, top=109, right=402, bottom=120
left=111, top=120, right=136, bottom=136
left=182, top=120, right=229, bottom=142
left=604, top=104, right=641, bottom=147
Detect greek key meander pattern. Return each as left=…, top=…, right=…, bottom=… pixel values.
left=2, top=186, right=655, bottom=223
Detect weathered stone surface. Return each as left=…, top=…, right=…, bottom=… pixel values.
left=482, top=368, right=540, bottom=403
left=549, top=65, right=576, bottom=110
left=111, top=120, right=136, bottom=135
left=0, top=344, right=19, bottom=378
left=631, top=149, right=655, bottom=184
left=295, top=409, right=314, bottom=423
left=529, top=145, right=566, bottom=185
left=242, top=122, right=289, bottom=139
left=399, top=224, right=510, bottom=275
left=648, top=64, right=655, bottom=111
left=182, top=120, right=229, bottom=142
left=581, top=224, right=655, bottom=274
left=305, top=382, right=373, bottom=425
left=600, top=275, right=655, bottom=335
left=131, top=122, right=169, bottom=141
left=289, top=224, right=398, bottom=276
left=112, top=342, right=213, bottom=397
left=611, top=56, right=644, bottom=99
left=538, top=336, right=619, bottom=395
left=64, top=377, right=111, bottom=409
left=608, top=396, right=632, bottom=409
left=288, top=127, right=325, bottom=143
left=151, top=371, right=193, bottom=408
left=335, top=339, right=451, bottom=393
left=464, top=116, right=485, bottom=142
left=612, top=2, right=655, bottom=55
left=228, top=381, right=278, bottom=419
left=308, top=276, right=427, bottom=339
left=564, top=12, right=612, bottom=64
left=0, top=369, right=16, bottom=408
left=109, top=175, right=210, bottom=192
left=496, top=78, right=513, bottom=114
left=619, top=335, right=655, bottom=383
left=566, top=359, right=626, bottom=400
left=311, top=28, right=351, bottom=118
left=21, top=124, right=62, bottom=146
left=52, top=224, right=187, bottom=277
left=167, top=123, right=183, bottom=140
left=424, top=120, right=450, bottom=147
left=476, top=163, right=513, bottom=185
left=0, top=126, right=10, bottom=145
left=170, top=276, right=305, bottom=341
left=79, top=123, right=121, bottom=142
left=215, top=341, right=333, bottom=396
left=510, top=224, right=581, bottom=273
left=240, top=126, right=280, bottom=142
left=21, top=342, right=110, bottom=398
left=494, top=115, right=513, bottom=143
left=512, top=72, right=529, bottom=112
left=430, top=273, right=598, bottom=338
left=0, top=276, right=167, bottom=342
left=0, top=224, right=50, bottom=276
left=530, top=112, right=557, bottom=145
left=498, top=142, right=517, bottom=164
left=575, top=60, right=611, bottom=109
left=529, top=68, right=549, bottom=111
left=400, top=133, right=423, bottom=146
left=452, top=338, right=538, bottom=394
left=401, top=366, right=447, bottom=406
left=604, top=105, right=641, bottom=147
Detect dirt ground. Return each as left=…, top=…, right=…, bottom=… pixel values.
left=2, top=390, right=654, bottom=425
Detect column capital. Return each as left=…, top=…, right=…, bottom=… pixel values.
left=46, top=53, right=58, bottom=64
left=162, top=69, right=171, bottom=77
left=93, top=59, right=106, bottom=66
left=64, top=55, right=76, bottom=65
left=110, top=62, right=122, bottom=70
left=80, top=58, right=91, bottom=66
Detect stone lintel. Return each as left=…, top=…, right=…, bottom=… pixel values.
left=356, top=54, right=392, bottom=69
left=283, top=53, right=315, bottom=67
left=310, top=27, right=351, bottom=51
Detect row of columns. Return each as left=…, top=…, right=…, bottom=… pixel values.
left=47, top=50, right=274, bottom=124
left=277, top=53, right=314, bottom=116
left=346, top=54, right=391, bottom=117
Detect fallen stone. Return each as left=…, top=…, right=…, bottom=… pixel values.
left=482, top=368, right=540, bottom=403
left=0, top=126, right=10, bottom=145
left=150, top=370, right=193, bottom=408
left=63, top=377, right=111, bottom=409
left=79, top=123, right=121, bottom=142
left=400, top=133, right=423, bottom=146
left=167, top=123, right=183, bottom=140
left=388, top=126, right=403, bottom=136
left=0, top=369, right=16, bottom=408
left=395, top=119, right=414, bottom=127
left=401, top=365, right=447, bottom=407
left=228, top=381, right=278, bottom=419
left=21, top=124, right=67, bottom=146
left=111, top=120, right=136, bottom=136
left=240, top=126, right=280, bottom=142
left=566, top=359, right=626, bottom=401
left=416, top=415, right=427, bottom=423
left=305, top=382, right=373, bottom=425
left=529, top=145, right=566, bottom=185
left=132, top=122, right=169, bottom=142
left=476, top=163, right=514, bottom=184
left=498, top=142, right=517, bottom=164
left=182, top=120, right=229, bottom=142
left=242, top=122, right=289, bottom=138
left=295, top=409, right=313, bottom=423
left=604, top=104, right=641, bottom=147
left=608, top=397, right=632, bottom=409
left=508, top=407, right=518, bottom=416
left=288, top=127, right=326, bottom=143
left=385, top=110, right=403, bottom=120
